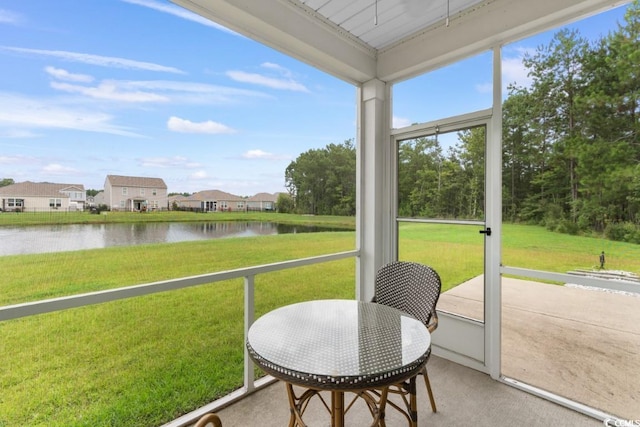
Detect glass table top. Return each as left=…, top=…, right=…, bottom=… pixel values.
left=247, top=299, right=431, bottom=388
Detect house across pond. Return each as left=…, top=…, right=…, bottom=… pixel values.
left=0, top=181, right=87, bottom=212
left=171, top=189, right=282, bottom=212
left=104, top=175, right=168, bottom=212
left=1, top=175, right=284, bottom=213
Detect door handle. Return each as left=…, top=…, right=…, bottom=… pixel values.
left=479, top=227, right=491, bottom=236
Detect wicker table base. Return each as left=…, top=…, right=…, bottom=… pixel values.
left=285, top=383, right=391, bottom=427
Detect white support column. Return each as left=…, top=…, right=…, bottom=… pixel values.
left=355, top=79, right=392, bottom=302
left=485, top=46, right=503, bottom=379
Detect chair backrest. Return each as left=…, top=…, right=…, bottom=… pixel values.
left=374, top=261, right=441, bottom=327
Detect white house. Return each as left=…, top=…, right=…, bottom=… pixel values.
left=180, top=189, right=246, bottom=212
left=0, top=181, right=86, bottom=212
left=103, top=175, right=168, bottom=212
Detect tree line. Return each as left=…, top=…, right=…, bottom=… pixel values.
left=282, top=139, right=356, bottom=216
left=283, top=2, right=640, bottom=243
left=503, top=1, right=639, bottom=241
left=0, top=178, right=14, bottom=188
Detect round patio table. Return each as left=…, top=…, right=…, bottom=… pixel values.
left=246, top=299, right=431, bottom=427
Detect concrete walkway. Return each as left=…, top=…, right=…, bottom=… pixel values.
left=437, top=276, right=640, bottom=420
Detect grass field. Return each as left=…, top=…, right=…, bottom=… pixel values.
left=399, top=222, right=640, bottom=291
left=1, top=219, right=639, bottom=426
left=0, top=232, right=357, bottom=427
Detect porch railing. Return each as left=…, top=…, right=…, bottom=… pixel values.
left=0, top=249, right=360, bottom=427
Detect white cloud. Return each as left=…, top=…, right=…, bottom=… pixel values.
left=472, top=48, right=535, bottom=96
left=189, top=170, right=209, bottom=180
left=502, top=46, right=535, bottom=90
left=121, top=0, right=238, bottom=35
left=0, top=9, right=22, bottom=25
left=392, top=116, right=412, bottom=129
left=0, top=154, right=35, bottom=164
left=242, top=149, right=290, bottom=161
left=122, top=80, right=270, bottom=104
left=0, top=129, right=41, bottom=138
left=167, top=116, right=236, bottom=134
left=0, top=92, right=143, bottom=137
left=226, top=67, right=309, bottom=92
left=46, top=78, right=268, bottom=105
left=138, top=156, right=202, bottom=168
left=45, top=66, right=94, bottom=83
left=261, top=62, right=292, bottom=77
left=51, top=81, right=168, bottom=102
left=0, top=46, right=185, bottom=74
left=42, top=163, right=79, bottom=175
left=243, top=149, right=271, bottom=159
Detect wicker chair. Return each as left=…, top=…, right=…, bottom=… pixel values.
left=194, top=413, right=222, bottom=427
left=373, top=261, right=442, bottom=423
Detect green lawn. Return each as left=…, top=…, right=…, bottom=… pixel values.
left=1, top=221, right=639, bottom=426
left=0, top=232, right=357, bottom=427
left=398, top=222, right=640, bottom=291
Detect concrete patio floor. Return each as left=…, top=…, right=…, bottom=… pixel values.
left=437, top=276, right=640, bottom=420
left=210, top=355, right=602, bottom=426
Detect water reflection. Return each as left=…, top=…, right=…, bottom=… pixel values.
left=0, top=222, right=345, bottom=256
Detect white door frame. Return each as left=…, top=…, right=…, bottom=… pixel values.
left=388, top=106, right=502, bottom=377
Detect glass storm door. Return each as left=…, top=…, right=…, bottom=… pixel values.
left=391, top=110, right=496, bottom=370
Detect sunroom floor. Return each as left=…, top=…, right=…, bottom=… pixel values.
left=210, top=355, right=601, bottom=426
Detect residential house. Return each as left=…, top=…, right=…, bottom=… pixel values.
left=246, top=192, right=280, bottom=211
left=103, top=175, right=167, bottom=212
left=168, top=194, right=187, bottom=210
left=181, top=189, right=246, bottom=212
left=89, top=191, right=106, bottom=207
left=0, top=181, right=86, bottom=212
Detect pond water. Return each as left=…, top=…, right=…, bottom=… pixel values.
left=0, top=222, right=346, bottom=256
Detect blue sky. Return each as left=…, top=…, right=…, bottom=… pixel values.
left=0, top=1, right=630, bottom=195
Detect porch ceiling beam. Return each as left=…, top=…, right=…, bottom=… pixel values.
left=377, top=0, right=628, bottom=83
left=172, top=0, right=377, bottom=84
left=173, top=0, right=627, bottom=85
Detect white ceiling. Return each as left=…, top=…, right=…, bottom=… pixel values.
left=298, top=0, right=485, bottom=50
left=172, top=0, right=627, bottom=84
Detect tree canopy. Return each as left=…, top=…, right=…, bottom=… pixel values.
left=503, top=2, right=640, bottom=240
left=0, top=178, right=15, bottom=188
left=285, top=139, right=356, bottom=216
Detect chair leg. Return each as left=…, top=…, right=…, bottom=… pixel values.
left=422, top=368, right=437, bottom=413
left=408, top=376, right=418, bottom=427
left=194, top=413, right=223, bottom=427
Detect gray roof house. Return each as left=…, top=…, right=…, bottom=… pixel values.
left=0, top=181, right=86, bottom=212
left=180, top=190, right=246, bottom=212
left=91, top=190, right=106, bottom=206
left=168, top=194, right=187, bottom=210
left=246, top=192, right=280, bottom=211
left=104, top=175, right=168, bottom=212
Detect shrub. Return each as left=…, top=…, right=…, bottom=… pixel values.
left=557, top=220, right=580, bottom=235
left=604, top=222, right=640, bottom=243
